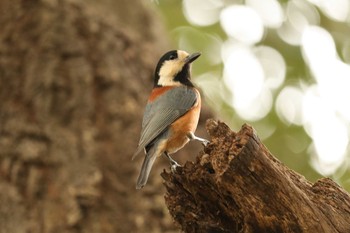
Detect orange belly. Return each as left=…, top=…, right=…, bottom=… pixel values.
left=165, top=90, right=201, bottom=154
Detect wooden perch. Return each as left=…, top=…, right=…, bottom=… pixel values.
left=162, top=119, right=350, bottom=233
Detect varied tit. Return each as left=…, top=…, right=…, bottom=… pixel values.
left=132, top=50, right=209, bottom=189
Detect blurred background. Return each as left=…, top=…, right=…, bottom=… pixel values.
left=157, top=0, right=350, bottom=191
left=0, top=0, right=349, bottom=232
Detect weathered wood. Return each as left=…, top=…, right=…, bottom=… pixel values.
left=162, top=119, right=350, bottom=233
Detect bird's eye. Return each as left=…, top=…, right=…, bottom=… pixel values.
left=169, top=54, right=176, bottom=60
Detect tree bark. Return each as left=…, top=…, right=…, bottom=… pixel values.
left=162, top=120, right=350, bottom=233
left=0, top=0, right=212, bottom=232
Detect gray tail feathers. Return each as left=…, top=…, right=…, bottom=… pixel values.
left=136, top=147, right=158, bottom=189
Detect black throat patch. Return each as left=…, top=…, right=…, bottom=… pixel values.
left=173, top=64, right=194, bottom=87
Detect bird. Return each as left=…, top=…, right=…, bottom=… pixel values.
left=132, top=50, right=209, bottom=189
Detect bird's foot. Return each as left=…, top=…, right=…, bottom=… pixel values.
left=188, top=132, right=210, bottom=146
left=170, top=160, right=181, bottom=173
left=164, top=152, right=181, bottom=173
left=200, top=139, right=210, bottom=146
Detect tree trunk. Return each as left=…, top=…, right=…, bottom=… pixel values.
left=162, top=120, right=350, bottom=233
left=0, top=1, right=211, bottom=232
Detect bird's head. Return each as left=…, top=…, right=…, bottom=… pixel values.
left=154, top=50, right=201, bottom=87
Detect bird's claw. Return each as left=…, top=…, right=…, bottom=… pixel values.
left=187, top=133, right=210, bottom=147
left=170, top=161, right=181, bottom=173
left=201, top=139, right=210, bottom=147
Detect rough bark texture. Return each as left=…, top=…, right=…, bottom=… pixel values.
left=0, top=0, right=210, bottom=232
left=162, top=120, right=350, bottom=233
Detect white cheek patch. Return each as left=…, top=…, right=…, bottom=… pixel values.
left=158, top=60, right=183, bottom=86
left=159, top=60, right=181, bottom=78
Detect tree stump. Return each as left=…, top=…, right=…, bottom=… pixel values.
left=162, top=119, right=350, bottom=233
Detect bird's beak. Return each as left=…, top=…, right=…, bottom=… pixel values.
left=184, top=52, right=201, bottom=64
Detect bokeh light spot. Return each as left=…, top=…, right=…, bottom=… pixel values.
left=302, top=86, right=349, bottom=175
left=277, top=1, right=319, bottom=45
left=223, top=45, right=264, bottom=104
left=233, top=87, right=273, bottom=121
left=318, top=0, right=349, bottom=22
left=301, top=25, right=336, bottom=65
left=276, top=87, right=303, bottom=125
left=220, top=5, right=264, bottom=44
left=254, top=46, right=286, bottom=90
left=223, top=45, right=273, bottom=121
left=182, top=0, right=223, bottom=26
left=246, top=0, right=284, bottom=28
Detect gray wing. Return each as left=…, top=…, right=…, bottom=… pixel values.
left=132, top=86, right=197, bottom=159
